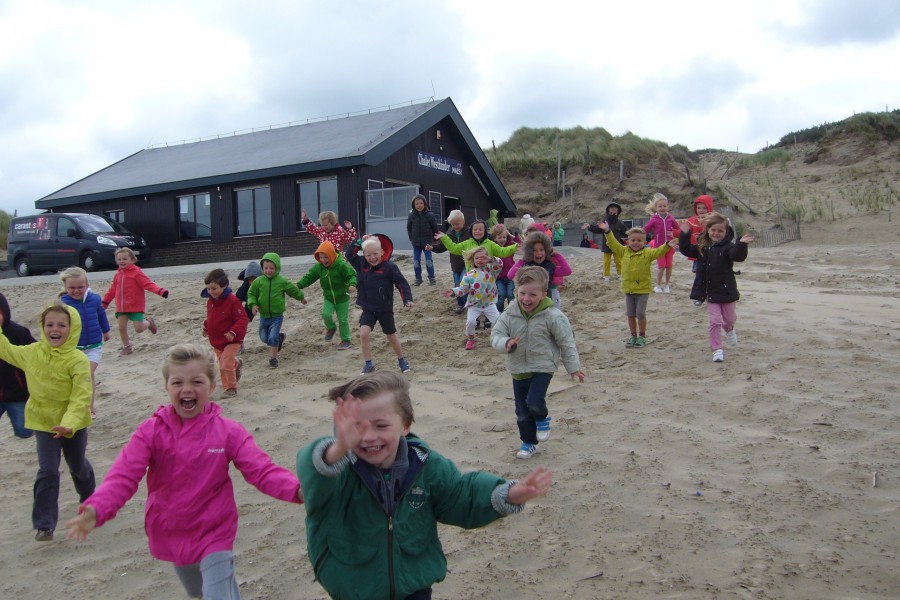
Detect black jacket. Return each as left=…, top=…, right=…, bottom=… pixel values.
left=406, top=201, right=439, bottom=248
left=0, top=292, right=36, bottom=404
left=588, top=203, right=628, bottom=253
left=345, top=236, right=413, bottom=313
left=679, top=228, right=748, bottom=303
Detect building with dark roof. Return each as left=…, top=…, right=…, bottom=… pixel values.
left=36, top=98, right=516, bottom=266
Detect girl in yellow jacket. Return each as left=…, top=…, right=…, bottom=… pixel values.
left=0, top=302, right=95, bottom=542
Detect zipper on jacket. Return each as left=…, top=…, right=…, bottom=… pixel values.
left=388, top=515, right=395, bottom=600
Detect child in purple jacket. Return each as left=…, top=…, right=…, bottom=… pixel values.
left=67, top=343, right=302, bottom=599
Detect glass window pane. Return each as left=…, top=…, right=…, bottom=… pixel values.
left=196, top=194, right=211, bottom=228
left=299, top=181, right=317, bottom=229
left=320, top=179, right=338, bottom=216
left=255, top=188, right=272, bottom=234
left=367, top=190, right=384, bottom=219
left=236, top=190, right=254, bottom=235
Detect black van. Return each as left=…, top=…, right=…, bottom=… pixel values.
left=7, top=213, right=151, bottom=276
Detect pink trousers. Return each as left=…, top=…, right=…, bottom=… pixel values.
left=707, top=301, right=737, bottom=350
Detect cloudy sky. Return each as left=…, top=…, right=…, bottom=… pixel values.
left=1, top=0, right=898, bottom=217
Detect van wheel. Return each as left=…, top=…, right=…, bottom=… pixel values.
left=80, top=251, right=98, bottom=272
left=15, top=257, right=31, bottom=277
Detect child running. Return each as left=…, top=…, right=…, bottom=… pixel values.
left=643, top=192, right=680, bottom=293
left=491, top=223, right=519, bottom=313
left=433, top=209, right=471, bottom=314
left=508, top=231, right=572, bottom=309
left=678, top=213, right=755, bottom=362
left=0, top=302, right=95, bottom=541
left=345, top=234, right=414, bottom=374
left=582, top=201, right=628, bottom=281
left=598, top=220, right=678, bottom=347
left=296, top=240, right=358, bottom=351
left=66, top=343, right=302, bottom=599
left=101, top=247, right=168, bottom=356
left=0, top=292, right=36, bottom=439
left=491, top=266, right=584, bottom=459
left=296, top=370, right=553, bottom=600
left=247, top=252, right=306, bottom=369
left=406, top=193, right=439, bottom=286
left=442, top=246, right=502, bottom=350
left=202, top=269, right=248, bottom=397
left=60, top=267, right=111, bottom=415
left=301, top=208, right=358, bottom=253
left=235, top=260, right=262, bottom=322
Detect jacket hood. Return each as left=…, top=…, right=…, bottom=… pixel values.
left=605, top=202, right=622, bottom=216
left=315, top=240, right=338, bottom=266
left=369, top=233, right=394, bottom=262
left=694, top=195, right=714, bottom=215
left=410, top=194, right=429, bottom=211
left=242, top=261, right=263, bottom=279
left=260, top=252, right=282, bottom=276
left=0, top=292, right=11, bottom=333
left=200, top=287, right=233, bottom=299
left=489, top=209, right=498, bottom=218
left=40, top=304, right=82, bottom=353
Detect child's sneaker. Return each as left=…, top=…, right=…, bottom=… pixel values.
left=398, top=357, right=411, bottom=373
left=414, top=279, right=423, bottom=286
left=465, top=339, right=477, bottom=350
left=222, top=389, right=237, bottom=398
left=725, top=329, right=738, bottom=346
left=712, top=349, right=724, bottom=362
left=516, top=443, right=539, bottom=459
left=603, top=276, right=610, bottom=282
left=693, top=299, right=704, bottom=306
left=653, top=285, right=663, bottom=293
left=337, top=340, right=351, bottom=350
left=626, top=335, right=637, bottom=347
left=663, top=284, right=671, bottom=294
left=146, top=316, right=158, bottom=334
left=269, top=357, right=279, bottom=369
left=324, top=329, right=337, bottom=341
left=35, top=529, right=53, bottom=542
left=536, top=417, right=551, bottom=442
left=633, top=336, right=646, bottom=348
left=484, top=321, right=492, bottom=330
left=277, top=332, right=286, bottom=351
left=235, top=358, right=243, bottom=382
left=454, top=305, right=464, bottom=315
left=428, top=278, right=437, bottom=285
left=119, top=344, right=133, bottom=356
left=361, top=363, right=377, bottom=375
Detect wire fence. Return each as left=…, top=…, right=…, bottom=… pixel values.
left=749, top=220, right=800, bottom=248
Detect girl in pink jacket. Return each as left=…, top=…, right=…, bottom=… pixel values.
left=101, top=247, right=168, bottom=356
left=643, top=193, right=680, bottom=294
left=66, top=344, right=302, bottom=599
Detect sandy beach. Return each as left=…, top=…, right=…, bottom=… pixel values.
left=0, top=214, right=898, bottom=599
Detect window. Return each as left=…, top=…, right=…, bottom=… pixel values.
left=179, top=193, right=212, bottom=241
left=366, top=185, right=419, bottom=220
left=106, top=209, right=125, bottom=223
left=57, top=216, right=77, bottom=238
left=235, top=186, right=271, bottom=236
left=428, top=191, right=443, bottom=222
left=298, top=178, right=338, bottom=229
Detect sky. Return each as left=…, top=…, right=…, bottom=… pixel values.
left=1, top=0, right=898, bottom=217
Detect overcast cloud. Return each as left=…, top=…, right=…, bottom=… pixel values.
left=1, top=0, right=898, bottom=216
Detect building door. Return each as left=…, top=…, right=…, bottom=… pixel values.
left=364, top=185, right=419, bottom=251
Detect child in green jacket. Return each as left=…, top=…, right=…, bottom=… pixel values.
left=296, top=241, right=358, bottom=350
left=247, top=252, right=306, bottom=369
left=297, top=371, right=552, bottom=600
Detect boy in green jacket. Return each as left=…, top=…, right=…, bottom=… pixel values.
left=599, top=221, right=678, bottom=347
left=247, top=252, right=306, bottom=368
left=296, top=241, right=358, bottom=350
left=297, top=371, right=552, bottom=600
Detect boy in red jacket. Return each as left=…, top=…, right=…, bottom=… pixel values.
left=101, top=247, right=168, bottom=356
left=202, top=269, right=249, bottom=397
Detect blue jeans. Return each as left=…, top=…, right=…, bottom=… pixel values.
left=412, top=245, right=435, bottom=281
left=34, top=429, right=95, bottom=530
left=512, top=373, right=553, bottom=445
left=453, top=270, right=466, bottom=307
left=496, top=279, right=515, bottom=313
left=0, top=401, right=32, bottom=438
left=174, top=550, right=240, bottom=599
left=258, top=315, right=284, bottom=348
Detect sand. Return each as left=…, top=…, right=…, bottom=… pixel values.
left=0, top=214, right=898, bottom=599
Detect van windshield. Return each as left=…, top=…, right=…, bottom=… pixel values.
left=74, top=215, right=129, bottom=235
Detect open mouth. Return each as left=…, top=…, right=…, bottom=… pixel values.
left=180, top=398, right=197, bottom=411
left=360, top=444, right=384, bottom=456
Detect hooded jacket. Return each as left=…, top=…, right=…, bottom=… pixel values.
left=0, top=303, right=92, bottom=435
left=60, top=288, right=110, bottom=348
left=297, top=434, right=518, bottom=600
left=247, top=252, right=305, bottom=318
left=235, top=261, right=262, bottom=322
left=490, top=296, right=582, bottom=375
left=486, top=209, right=499, bottom=230
left=344, top=235, right=413, bottom=313
left=101, top=264, right=168, bottom=312
left=0, top=293, right=35, bottom=405
left=643, top=212, right=680, bottom=247
left=297, top=241, right=358, bottom=304
left=605, top=233, right=676, bottom=294
left=406, top=196, right=439, bottom=248
left=679, top=225, right=748, bottom=304
left=687, top=195, right=715, bottom=248
left=83, top=401, right=301, bottom=567
left=587, top=203, right=628, bottom=253
left=451, top=257, right=502, bottom=308
left=202, top=287, right=249, bottom=351
left=551, top=222, right=565, bottom=242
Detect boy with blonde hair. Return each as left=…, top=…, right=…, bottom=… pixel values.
left=491, top=266, right=584, bottom=459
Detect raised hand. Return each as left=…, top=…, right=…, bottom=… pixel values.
left=507, top=466, right=554, bottom=504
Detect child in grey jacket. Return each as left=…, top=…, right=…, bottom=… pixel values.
left=491, top=266, right=584, bottom=459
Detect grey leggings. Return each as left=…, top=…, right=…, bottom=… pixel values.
left=174, top=550, right=240, bottom=599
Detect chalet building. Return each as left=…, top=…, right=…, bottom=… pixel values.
left=35, top=98, right=516, bottom=266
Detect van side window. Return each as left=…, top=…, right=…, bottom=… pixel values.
left=57, top=217, right=77, bottom=238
